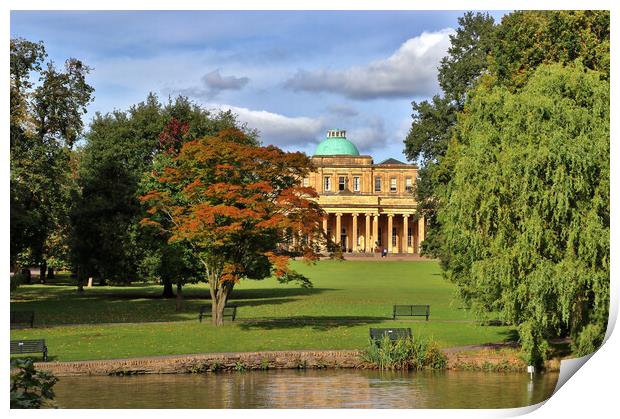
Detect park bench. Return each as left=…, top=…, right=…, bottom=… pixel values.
left=10, top=339, right=48, bottom=361
left=393, top=304, right=430, bottom=320
left=198, top=305, right=237, bottom=322
left=369, top=328, right=412, bottom=342
left=10, top=311, right=34, bottom=329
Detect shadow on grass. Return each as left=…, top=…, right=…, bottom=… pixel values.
left=12, top=285, right=333, bottom=304
left=237, top=315, right=390, bottom=331
left=231, top=287, right=336, bottom=300
left=498, top=328, right=520, bottom=343
left=11, top=294, right=316, bottom=326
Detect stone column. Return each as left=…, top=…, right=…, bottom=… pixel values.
left=365, top=214, right=371, bottom=253
left=387, top=214, right=393, bottom=253
left=373, top=213, right=379, bottom=251
left=335, top=213, right=342, bottom=245
left=321, top=214, right=329, bottom=250
left=417, top=215, right=425, bottom=253
left=402, top=214, right=409, bottom=254
left=352, top=213, right=358, bottom=252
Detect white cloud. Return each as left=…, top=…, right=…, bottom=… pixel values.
left=207, top=103, right=326, bottom=148
left=284, top=28, right=454, bottom=99
left=206, top=104, right=391, bottom=157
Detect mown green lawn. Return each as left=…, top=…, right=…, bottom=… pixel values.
left=10, top=260, right=516, bottom=361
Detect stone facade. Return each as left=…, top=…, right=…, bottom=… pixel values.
left=305, top=151, right=424, bottom=254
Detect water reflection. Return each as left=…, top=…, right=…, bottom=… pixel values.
left=53, top=369, right=559, bottom=409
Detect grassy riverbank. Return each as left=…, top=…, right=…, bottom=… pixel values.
left=11, top=260, right=516, bottom=362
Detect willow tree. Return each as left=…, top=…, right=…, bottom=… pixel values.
left=439, top=62, right=609, bottom=365
left=140, top=129, right=325, bottom=325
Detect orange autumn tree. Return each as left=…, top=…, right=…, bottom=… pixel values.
left=140, top=129, right=325, bottom=325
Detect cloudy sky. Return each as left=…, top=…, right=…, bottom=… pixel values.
left=11, top=10, right=508, bottom=162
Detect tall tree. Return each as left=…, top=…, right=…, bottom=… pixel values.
left=10, top=38, right=93, bottom=282
left=140, top=129, right=325, bottom=325
left=404, top=12, right=496, bottom=257
left=10, top=38, right=47, bottom=271
left=490, top=10, right=610, bottom=89
left=405, top=10, right=610, bottom=257
left=405, top=12, right=496, bottom=167
left=438, top=11, right=497, bottom=108
left=404, top=10, right=610, bottom=362
left=72, top=94, right=252, bottom=291
left=439, top=62, right=609, bottom=365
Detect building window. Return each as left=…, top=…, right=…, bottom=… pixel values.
left=374, top=177, right=382, bottom=192
left=390, top=178, right=397, bottom=193
left=353, top=176, right=360, bottom=192
left=303, top=177, right=309, bottom=187
left=324, top=176, right=331, bottom=191
left=392, top=227, right=397, bottom=246
left=339, top=176, right=346, bottom=191
left=407, top=227, right=412, bottom=246
left=405, top=177, right=413, bottom=192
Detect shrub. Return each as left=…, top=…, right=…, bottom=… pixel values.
left=423, top=340, right=448, bottom=370
left=572, top=323, right=605, bottom=357
left=362, top=335, right=447, bottom=370
left=10, top=359, right=58, bottom=409
left=208, top=362, right=222, bottom=372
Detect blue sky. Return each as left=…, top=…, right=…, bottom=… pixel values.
left=11, top=10, right=508, bottom=162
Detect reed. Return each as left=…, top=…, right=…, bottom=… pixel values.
left=362, top=335, right=446, bottom=370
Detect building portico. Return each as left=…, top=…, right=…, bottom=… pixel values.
left=307, top=129, right=426, bottom=255
left=321, top=211, right=424, bottom=254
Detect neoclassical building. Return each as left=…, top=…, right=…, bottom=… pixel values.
left=304, top=130, right=425, bottom=254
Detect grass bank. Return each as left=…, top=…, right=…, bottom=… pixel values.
left=11, top=260, right=516, bottom=362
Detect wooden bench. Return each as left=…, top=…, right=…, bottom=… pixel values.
left=369, top=328, right=412, bottom=342
left=10, top=311, right=34, bottom=329
left=198, top=305, right=237, bottom=322
left=10, top=339, right=48, bottom=361
left=393, top=305, right=430, bottom=320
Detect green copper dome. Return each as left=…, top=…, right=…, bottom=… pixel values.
left=314, top=130, right=360, bottom=156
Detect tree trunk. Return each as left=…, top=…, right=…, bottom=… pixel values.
left=21, top=268, right=32, bottom=284
left=76, top=265, right=85, bottom=293
left=212, top=281, right=234, bottom=326
left=47, top=267, right=55, bottom=279
left=175, top=282, right=184, bottom=312
left=162, top=279, right=175, bottom=298
left=39, top=259, right=47, bottom=284
left=204, top=261, right=232, bottom=327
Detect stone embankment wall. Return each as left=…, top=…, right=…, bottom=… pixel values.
left=32, top=350, right=366, bottom=377
left=26, top=348, right=560, bottom=377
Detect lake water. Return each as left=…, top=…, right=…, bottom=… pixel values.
left=52, top=369, right=559, bottom=409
